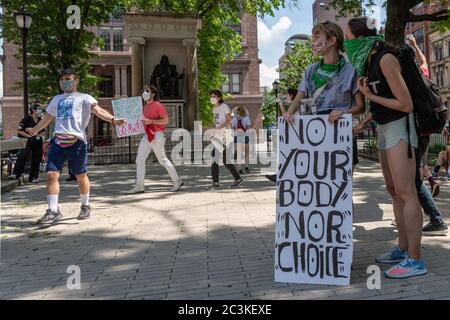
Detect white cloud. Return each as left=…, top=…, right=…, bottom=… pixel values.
left=258, top=16, right=292, bottom=46
left=259, top=63, right=279, bottom=88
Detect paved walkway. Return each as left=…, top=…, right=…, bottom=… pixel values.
left=1, top=159, right=449, bottom=300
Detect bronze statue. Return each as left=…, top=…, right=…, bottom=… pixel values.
left=150, top=55, right=184, bottom=98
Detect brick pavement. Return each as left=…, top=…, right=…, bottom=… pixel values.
left=1, top=159, right=449, bottom=300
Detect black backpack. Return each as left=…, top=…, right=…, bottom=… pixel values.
left=397, top=45, right=448, bottom=134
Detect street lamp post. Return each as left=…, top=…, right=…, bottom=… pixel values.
left=14, top=6, right=33, bottom=117
left=272, top=80, right=279, bottom=127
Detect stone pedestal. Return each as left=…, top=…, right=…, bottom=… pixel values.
left=124, top=13, right=202, bottom=131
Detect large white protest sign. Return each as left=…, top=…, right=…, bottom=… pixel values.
left=275, top=114, right=353, bottom=286
left=112, top=96, right=145, bottom=137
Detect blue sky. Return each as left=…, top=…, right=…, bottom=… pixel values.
left=258, top=0, right=386, bottom=87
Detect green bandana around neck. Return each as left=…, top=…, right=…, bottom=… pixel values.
left=343, top=35, right=384, bottom=77
left=311, top=57, right=346, bottom=89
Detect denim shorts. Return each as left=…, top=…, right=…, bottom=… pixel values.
left=377, top=113, right=418, bottom=150
left=46, top=138, right=88, bottom=175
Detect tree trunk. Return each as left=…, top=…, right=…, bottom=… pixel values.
left=385, top=0, right=415, bottom=47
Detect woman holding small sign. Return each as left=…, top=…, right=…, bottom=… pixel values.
left=209, top=89, right=243, bottom=189
left=343, top=17, right=426, bottom=279
left=126, top=85, right=183, bottom=194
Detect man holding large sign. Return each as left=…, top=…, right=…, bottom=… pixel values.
left=275, top=115, right=353, bottom=285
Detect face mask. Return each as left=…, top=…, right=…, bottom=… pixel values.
left=210, top=97, right=218, bottom=105
left=343, top=35, right=384, bottom=76
left=36, top=109, right=43, bottom=116
left=311, top=40, right=331, bottom=56
left=60, top=79, right=76, bottom=92
left=142, top=91, right=151, bottom=101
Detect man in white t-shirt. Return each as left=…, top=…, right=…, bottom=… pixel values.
left=27, top=68, right=126, bottom=224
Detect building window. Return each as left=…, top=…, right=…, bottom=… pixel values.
left=222, top=73, right=241, bottom=94
left=100, top=28, right=111, bottom=51
left=98, top=73, right=114, bottom=97
left=99, top=28, right=123, bottom=51
left=112, top=29, right=123, bottom=51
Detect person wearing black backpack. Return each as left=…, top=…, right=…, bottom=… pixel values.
left=343, top=17, right=426, bottom=279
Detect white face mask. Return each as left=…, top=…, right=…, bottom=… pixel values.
left=36, top=109, right=43, bottom=116
left=210, top=97, right=218, bottom=105
left=142, top=91, right=151, bottom=102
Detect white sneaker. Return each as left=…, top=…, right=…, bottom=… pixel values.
left=170, top=180, right=184, bottom=192
left=31, top=178, right=39, bottom=183
left=8, top=174, right=17, bottom=180
left=125, top=185, right=145, bottom=194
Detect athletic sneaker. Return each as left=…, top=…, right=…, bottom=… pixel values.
left=37, top=209, right=63, bottom=225
left=422, top=222, right=448, bottom=236
left=211, top=182, right=220, bottom=189
left=30, top=178, right=39, bottom=184
left=125, top=185, right=145, bottom=194
left=8, top=173, right=18, bottom=180
left=430, top=181, right=440, bottom=197
left=439, top=173, right=450, bottom=181
left=77, top=205, right=91, bottom=220
left=244, top=167, right=250, bottom=174
left=170, top=180, right=184, bottom=192
left=229, top=178, right=243, bottom=189
left=375, top=246, right=408, bottom=264
left=384, top=258, right=427, bottom=279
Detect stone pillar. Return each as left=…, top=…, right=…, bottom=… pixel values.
left=114, top=65, right=121, bottom=97
left=120, top=65, right=128, bottom=97
left=130, top=37, right=146, bottom=97
left=182, top=39, right=200, bottom=131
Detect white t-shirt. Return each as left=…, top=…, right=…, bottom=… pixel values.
left=213, top=103, right=231, bottom=128
left=46, top=92, right=98, bottom=143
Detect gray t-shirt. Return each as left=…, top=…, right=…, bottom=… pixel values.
left=298, top=61, right=358, bottom=114
left=46, top=92, right=98, bottom=143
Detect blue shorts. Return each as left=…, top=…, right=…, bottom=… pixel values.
left=46, top=138, right=88, bottom=175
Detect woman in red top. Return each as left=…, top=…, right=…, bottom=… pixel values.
left=126, top=85, right=183, bottom=193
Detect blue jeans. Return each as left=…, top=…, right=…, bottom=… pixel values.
left=415, top=144, right=444, bottom=225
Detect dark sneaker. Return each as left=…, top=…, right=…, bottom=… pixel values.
left=66, top=175, right=77, bottom=182
left=37, top=209, right=63, bottom=225
left=422, top=222, right=448, bottom=236
left=77, top=205, right=91, bottom=220
left=430, top=181, right=440, bottom=198
left=229, top=178, right=243, bottom=189
left=238, top=169, right=243, bottom=174
left=244, top=167, right=250, bottom=174
left=211, top=182, right=220, bottom=189
left=265, top=174, right=277, bottom=183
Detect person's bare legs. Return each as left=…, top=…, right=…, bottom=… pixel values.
left=76, top=173, right=90, bottom=195
left=47, top=171, right=60, bottom=195
left=379, top=149, right=408, bottom=251
left=386, top=141, right=422, bottom=260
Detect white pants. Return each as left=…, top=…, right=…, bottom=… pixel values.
left=135, top=132, right=180, bottom=186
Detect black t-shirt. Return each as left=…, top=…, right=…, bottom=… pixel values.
left=17, top=116, right=44, bottom=142
left=368, top=45, right=408, bottom=125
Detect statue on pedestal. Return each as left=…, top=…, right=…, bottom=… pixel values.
left=150, top=55, right=184, bottom=98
